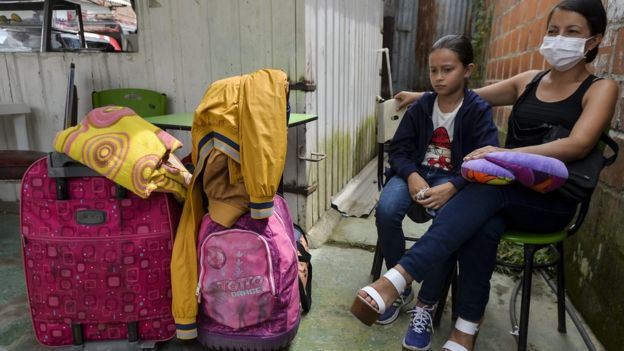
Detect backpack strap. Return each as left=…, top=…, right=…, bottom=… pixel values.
left=293, top=224, right=313, bottom=313
left=600, top=132, right=619, bottom=166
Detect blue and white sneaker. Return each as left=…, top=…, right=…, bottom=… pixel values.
left=402, top=304, right=435, bottom=350
left=375, top=287, right=414, bottom=325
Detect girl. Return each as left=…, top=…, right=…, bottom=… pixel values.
left=355, top=1, right=618, bottom=351
left=368, top=34, right=498, bottom=351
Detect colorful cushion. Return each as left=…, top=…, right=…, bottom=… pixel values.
left=485, top=151, right=568, bottom=193
left=461, top=158, right=515, bottom=185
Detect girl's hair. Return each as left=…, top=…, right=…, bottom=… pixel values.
left=430, top=34, right=474, bottom=67
left=548, top=0, right=607, bottom=63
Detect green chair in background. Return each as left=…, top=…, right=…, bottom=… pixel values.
left=92, top=88, right=167, bottom=117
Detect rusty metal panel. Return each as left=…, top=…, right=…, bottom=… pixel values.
left=388, top=0, right=473, bottom=92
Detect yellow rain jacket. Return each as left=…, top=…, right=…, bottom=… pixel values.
left=171, top=69, right=288, bottom=339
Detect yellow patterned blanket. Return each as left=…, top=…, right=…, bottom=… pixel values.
left=53, top=106, right=191, bottom=200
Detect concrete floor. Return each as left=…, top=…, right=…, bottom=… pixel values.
left=0, top=203, right=605, bottom=351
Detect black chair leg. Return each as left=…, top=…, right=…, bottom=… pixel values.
left=377, top=143, right=384, bottom=191
left=555, top=242, right=566, bottom=333
left=433, top=260, right=457, bottom=327
left=370, top=239, right=384, bottom=282
left=518, top=244, right=538, bottom=351
left=450, top=264, right=458, bottom=321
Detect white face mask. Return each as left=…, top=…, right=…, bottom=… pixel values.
left=539, top=35, right=592, bottom=71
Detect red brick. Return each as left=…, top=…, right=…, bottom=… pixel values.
left=502, top=59, right=509, bottom=78
left=511, top=57, right=521, bottom=76
left=510, top=31, right=518, bottom=54
left=539, top=15, right=549, bottom=32
left=501, top=34, right=508, bottom=56
left=521, top=52, right=532, bottom=71
left=539, top=54, right=547, bottom=70
left=503, top=14, right=510, bottom=34
left=492, top=60, right=498, bottom=80
left=593, top=45, right=612, bottom=74
left=519, top=26, right=529, bottom=52
left=518, top=1, right=528, bottom=23
left=509, top=10, right=518, bottom=30
left=613, top=28, right=624, bottom=74
left=538, top=0, right=556, bottom=17
left=491, top=20, right=499, bottom=40
left=494, top=3, right=504, bottom=18
left=528, top=24, right=542, bottom=49
left=531, top=51, right=544, bottom=70
left=510, top=29, right=518, bottom=53
left=526, top=0, right=537, bottom=20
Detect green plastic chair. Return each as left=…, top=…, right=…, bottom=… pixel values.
left=92, top=88, right=167, bottom=117
left=500, top=206, right=584, bottom=351
left=500, top=132, right=619, bottom=351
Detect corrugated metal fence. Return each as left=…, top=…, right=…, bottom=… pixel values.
left=291, top=0, right=382, bottom=228
left=387, top=0, right=473, bottom=93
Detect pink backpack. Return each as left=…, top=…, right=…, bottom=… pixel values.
left=196, top=195, right=300, bottom=350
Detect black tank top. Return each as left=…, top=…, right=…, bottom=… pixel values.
left=505, top=72, right=599, bottom=148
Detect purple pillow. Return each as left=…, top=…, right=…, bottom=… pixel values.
left=461, top=158, right=515, bottom=185
left=485, top=152, right=568, bottom=193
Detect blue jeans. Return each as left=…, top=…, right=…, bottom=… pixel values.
left=376, top=167, right=457, bottom=309
left=393, top=182, right=577, bottom=321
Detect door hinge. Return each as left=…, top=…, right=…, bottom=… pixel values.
left=289, top=80, right=317, bottom=92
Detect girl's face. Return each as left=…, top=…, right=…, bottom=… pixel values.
left=547, top=8, right=601, bottom=51
left=428, top=48, right=473, bottom=96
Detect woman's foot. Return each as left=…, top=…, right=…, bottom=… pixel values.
left=442, top=317, right=480, bottom=351
left=356, top=275, right=400, bottom=307
left=351, top=266, right=413, bottom=325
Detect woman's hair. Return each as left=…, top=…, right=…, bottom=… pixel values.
left=430, top=34, right=474, bottom=67
left=548, top=0, right=607, bottom=63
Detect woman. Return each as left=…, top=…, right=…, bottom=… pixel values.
left=351, top=1, right=618, bottom=350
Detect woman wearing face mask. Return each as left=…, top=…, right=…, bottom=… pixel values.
left=352, top=1, right=618, bottom=350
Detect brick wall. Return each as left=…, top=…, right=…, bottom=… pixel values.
left=483, top=0, right=624, bottom=349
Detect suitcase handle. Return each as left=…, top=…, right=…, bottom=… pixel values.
left=70, top=321, right=139, bottom=345
left=71, top=324, right=83, bottom=345
left=47, top=153, right=127, bottom=200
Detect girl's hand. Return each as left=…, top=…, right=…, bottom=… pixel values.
left=394, top=91, right=422, bottom=110
left=407, top=172, right=429, bottom=201
left=464, top=146, right=508, bottom=160
left=416, top=182, right=457, bottom=210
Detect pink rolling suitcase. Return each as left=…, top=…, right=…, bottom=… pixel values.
left=20, top=152, right=180, bottom=348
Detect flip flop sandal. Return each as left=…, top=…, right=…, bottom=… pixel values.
left=442, top=317, right=480, bottom=351
left=350, top=268, right=407, bottom=326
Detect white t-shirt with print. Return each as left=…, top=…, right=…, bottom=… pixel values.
left=421, top=97, right=462, bottom=171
